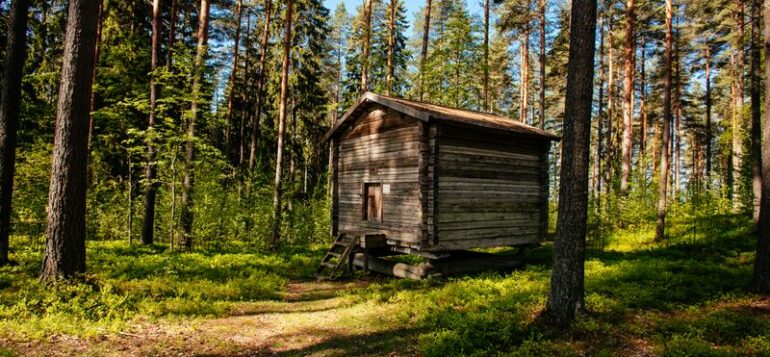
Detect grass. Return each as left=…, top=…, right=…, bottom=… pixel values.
left=0, top=212, right=768, bottom=356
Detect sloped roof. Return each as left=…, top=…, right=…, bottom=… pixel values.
left=322, top=92, right=560, bottom=142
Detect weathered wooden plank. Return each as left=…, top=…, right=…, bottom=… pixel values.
left=438, top=227, right=541, bottom=239
left=438, top=176, right=540, bottom=185
left=343, top=111, right=416, bottom=139
left=439, top=145, right=541, bottom=161
left=439, top=198, right=540, bottom=213
left=331, top=137, right=339, bottom=236
left=439, top=182, right=541, bottom=191
left=438, top=211, right=540, bottom=222
left=424, top=235, right=539, bottom=251
left=439, top=163, right=540, bottom=175
left=438, top=220, right=541, bottom=230
left=418, top=121, right=430, bottom=245
left=438, top=192, right=542, bottom=201
left=439, top=169, right=540, bottom=181
left=341, top=125, right=419, bottom=145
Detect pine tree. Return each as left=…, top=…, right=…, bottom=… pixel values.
left=177, top=0, right=211, bottom=250
left=0, top=0, right=30, bottom=265
left=655, top=0, right=674, bottom=242
left=40, top=0, right=100, bottom=280
left=547, top=0, right=597, bottom=325
left=270, top=0, right=294, bottom=246
left=141, top=0, right=163, bottom=245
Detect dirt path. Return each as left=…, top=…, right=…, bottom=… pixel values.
left=4, top=280, right=417, bottom=357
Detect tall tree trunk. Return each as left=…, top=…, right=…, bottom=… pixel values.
left=705, top=43, right=712, bottom=181
left=361, top=0, right=373, bottom=94
left=178, top=0, right=210, bottom=250
left=419, top=0, right=432, bottom=101
left=538, top=0, right=546, bottom=128
left=673, top=30, right=681, bottom=198
left=751, top=0, right=762, bottom=223
left=620, top=0, right=634, bottom=195
left=605, top=13, right=614, bottom=195
left=87, top=0, right=104, bottom=150
left=483, top=0, right=489, bottom=111
left=729, top=51, right=737, bottom=199
left=520, top=31, right=529, bottom=123
left=639, top=33, right=647, bottom=161
left=167, top=0, right=177, bottom=69
left=248, top=0, right=273, bottom=175
left=655, top=0, right=673, bottom=242
left=270, top=0, right=293, bottom=247
left=734, top=1, right=745, bottom=209
left=239, top=10, right=252, bottom=170
left=386, top=0, right=396, bottom=96
left=547, top=0, right=597, bottom=325
left=0, top=0, right=30, bottom=266
left=224, top=0, right=243, bottom=160
left=594, top=1, right=605, bottom=200
left=753, top=0, right=770, bottom=293
left=40, top=0, right=100, bottom=280
left=141, top=0, right=162, bottom=245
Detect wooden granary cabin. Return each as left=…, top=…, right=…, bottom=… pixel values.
left=317, top=92, right=559, bottom=279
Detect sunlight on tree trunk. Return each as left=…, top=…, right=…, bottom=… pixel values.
left=141, top=0, right=162, bottom=246
left=754, top=0, right=770, bottom=293
left=620, top=0, right=634, bottom=195
left=178, top=0, right=210, bottom=251
left=655, top=0, right=673, bottom=242
left=271, top=0, right=294, bottom=247
left=41, top=0, right=100, bottom=280
left=547, top=0, right=597, bottom=326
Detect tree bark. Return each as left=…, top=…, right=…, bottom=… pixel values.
left=673, top=29, right=681, bottom=197
left=594, top=1, right=605, bottom=200
left=177, top=0, right=210, bottom=250
left=655, top=0, right=673, bottom=242
left=224, top=0, right=243, bottom=160
left=520, top=31, right=529, bottom=123
left=753, top=0, right=770, bottom=293
left=620, top=0, right=634, bottom=195
left=538, top=0, right=546, bottom=128
left=605, top=13, right=614, bottom=195
left=639, top=33, right=647, bottom=160
left=270, top=0, right=293, bottom=247
left=248, top=0, right=273, bottom=175
left=705, top=44, right=712, bottom=181
left=419, top=0, right=432, bottom=101
left=483, top=0, right=489, bottom=111
left=0, top=0, right=30, bottom=266
left=361, top=0, right=374, bottom=94
left=751, top=0, right=762, bottom=223
left=734, top=1, right=745, bottom=208
left=547, top=0, right=597, bottom=325
left=239, top=11, right=252, bottom=170
left=386, top=0, right=396, bottom=96
left=167, top=0, right=177, bottom=69
left=141, top=0, right=162, bottom=246
left=40, top=0, right=100, bottom=280
left=87, top=0, right=104, bottom=150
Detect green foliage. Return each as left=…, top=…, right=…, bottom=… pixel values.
left=0, top=240, right=323, bottom=337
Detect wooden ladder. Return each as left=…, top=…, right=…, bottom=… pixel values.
left=315, top=234, right=359, bottom=281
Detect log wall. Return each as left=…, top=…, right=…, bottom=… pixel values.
left=429, top=124, right=548, bottom=251
left=335, top=105, right=423, bottom=244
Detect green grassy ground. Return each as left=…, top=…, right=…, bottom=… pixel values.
left=1, top=213, right=769, bottom=356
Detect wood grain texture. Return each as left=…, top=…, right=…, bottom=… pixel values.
left=336, top=105, right=422, bottom=243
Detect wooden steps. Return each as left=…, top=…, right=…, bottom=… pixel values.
left=315, top=234, right=360, bottom=281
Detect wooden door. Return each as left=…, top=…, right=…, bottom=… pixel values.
left=363, top=183, right=382, bottom=223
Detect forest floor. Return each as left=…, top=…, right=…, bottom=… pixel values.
left=1, top=213, right=770, bottom=356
